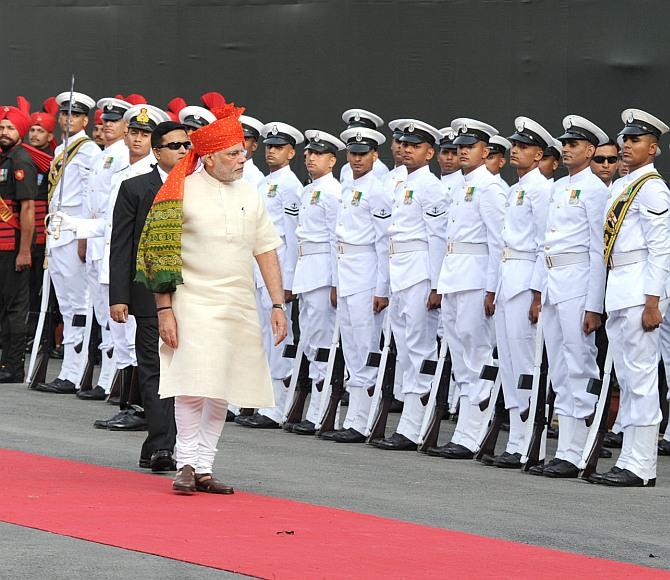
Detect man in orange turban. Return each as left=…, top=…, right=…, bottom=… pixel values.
left=137, top=102, right=288, bottom=494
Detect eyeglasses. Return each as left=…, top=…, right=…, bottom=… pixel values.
left=225, top=149, right=248, bottom=159
left=155, top=141, right=192, bottom=151
left=592, top=155, right=618, bottom=164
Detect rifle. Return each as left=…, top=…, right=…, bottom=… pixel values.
left=28, top=269, right=53, bottom=389
left=474, top=361, right=505, bottom=459
left=75, top=307, right=95, bottom=392
left=365, top=316, right=396, bottom=443
left=579, top=349, right=613, bottom=479
left=281, top=340, right=312, bottom=427
left=520, top=315, right=549, bottom=470
left=417, top=339, right=452, bottom=453
left=315, top=319, right=346, bottom=436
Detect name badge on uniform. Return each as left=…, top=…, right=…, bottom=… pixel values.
left=515, top=190, right=525, bottom=206
left=267, top=184, right=278, bottom=198
left=464, top=186, right=475, bottom=202
left=568, top=189, right=581, bottom=205
left=310, top=190, right=321, bottom=204
left=0, top=169, right=7, bottom=183
left=403, top=189, right=414, bottom=204
left=351, top=190, right=363, bottom=206
left=103, top=156, right=114, bottom=169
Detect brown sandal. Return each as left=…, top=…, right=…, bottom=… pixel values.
left=194, top=473, right=235, bottom=494
left=172, top=465, right=196, bottom=494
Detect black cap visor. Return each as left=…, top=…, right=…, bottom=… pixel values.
left=128, top=120, right=155, bottom=132
left=618, top=122, right=661, bottom=139
left=243, top=126, right=260, bottom=140
left=509, top=130, right=547, bottom=149
left=558, top=128, right=598, bottom=146
left=305, top=141, right=338, bottom=154
left=59, top=101, right=90, bottom=115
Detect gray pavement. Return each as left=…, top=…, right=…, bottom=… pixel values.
left=1, top=365, right=669, bottom=575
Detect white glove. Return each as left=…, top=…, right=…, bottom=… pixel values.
left=53, top=210, right=79, bottom=232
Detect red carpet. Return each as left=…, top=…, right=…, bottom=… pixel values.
left=0, top=448, right=667, bottom=579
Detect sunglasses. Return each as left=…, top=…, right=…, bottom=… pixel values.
left=592, top=155, right=618, bottom=164
left=155, top=141, right=192, bottom=151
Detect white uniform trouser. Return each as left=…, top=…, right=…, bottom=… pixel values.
left=495, top=289, right=536, bottom=454
left=49, top=242, right=89, bottom=382
left=442, top=289, right=494, bottom=452
left=101, top=282, right=137, bottom=368
left=174, top=395, right=228, bottom=473
left=390, top=279, right=438, bottom=443
left=659, top=309, right=670, bottom=442
left=299, top=286, right=336, bottom=423
left=339, top=288, right=382, bottom=433
left=86, top=260, right=116, bottom=390
left=607, top=300, right=668, bottom=480
left=543, top=294, right=599, bottom=465
left=256, top=286, right=294, bottom=423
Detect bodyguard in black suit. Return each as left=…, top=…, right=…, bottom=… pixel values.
left=109, top=121, right=191, bottom=472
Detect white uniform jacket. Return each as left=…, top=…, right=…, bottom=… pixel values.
left=292, top=172, right=341, bottom=294
left=536, top=166, right=608, bottom=313
left=440, top=170, right=465, bottom=207
left=388, top=165, right=448, bottom=293
left=243, top=158, right=265, bottom=190
left=255, top=165, right=301, bottom=290
left=335, top=171, right=391, bottom=297
left=605, top=163, right=670, bottom=312
left=497, top=167, right=552, bottom=301
left=339, top=158, right=389, bottom=188
left=437, top=163, right=506, bottom=295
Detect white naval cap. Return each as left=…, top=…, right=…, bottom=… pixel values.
left=179, top=106, right=216, bottom=130
left=397, top=119, right=441, bottom=145
left=619, top=108, right=669, bottom=140
left=96, top=97, right=132, bottom=121
left=559, top=115, right=608, bottom=146
left=618, top=134, right=662, bottom=157
left=388, top=119, right=408, bottom=140
left=508, top=116, right=554, bottom=150
left=56, top=91, right=96, bottom=114
left=341, top=108, right=384, bottom=130
left=488, top=135, right=512, bottom=155
left=261, top=122, right=304, bottom=146
left=123, top=104, right=170, bottom=132
left=438, top=126, right=458, bottom=150
left=340, top=127, right=386, bottom=153
left=304, top=129, right=346, bottom=154
left=239, top=115, right=264, bottom=140
left=543, top=138, right=563, bottom=159
left=451, top=118, right=499, bottom=145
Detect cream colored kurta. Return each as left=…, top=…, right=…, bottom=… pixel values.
left=159, top=170, right=282, bottom=406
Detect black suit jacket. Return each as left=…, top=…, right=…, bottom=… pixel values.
left=109, top=167, right=162, bottom=317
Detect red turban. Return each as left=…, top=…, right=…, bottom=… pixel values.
left=94, top=109, right=103, bottom=126
left=0, top=106, right=31, bottom=138
left=153, top=101, right=245, bottom=205
left=42, top=97, right=59, bottom=116
left=126, top=93, right=147, bottom=105
left=30, top=111, right=56, bottom=133
left=200, top=91, right=227, bottom=111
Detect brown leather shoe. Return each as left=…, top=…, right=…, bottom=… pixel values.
left=172, top=465, right=196, bottom=494
left=194, top=473, right=235, bottom=494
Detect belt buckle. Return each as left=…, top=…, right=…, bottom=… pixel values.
left=389, top=239, right=396, bottom=255
left=608, top=255, right=615, bottom=269
left=337, top=242, right=344, bottom=255
left=545, top=255, right=553, bottom=269
left=502, top=246, right=510, bottom=262
left=297, top=244, right=304, bottom=258
left=447, top=241, right=454, bottom=254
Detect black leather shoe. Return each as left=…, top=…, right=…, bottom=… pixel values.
left=599, top=447, right=613, bottom=459
left=426, top=442, right=458, bottom=457
left=0, top=370, right=23, bottom=383
left=107, top=408, right=148, bottom=431
left=76, top=386, right=107, bottom=400
left=49, top=345, right=64, bottom=359
left=332, top=428, right=366, bottom=443
left=438, top=443, right=474, bottom=460
left=492, top=452, right=522, bottom=469
left=35, top=378, right=76, bottom=394
left=94, top=409, right=130, bottom=429
left=150, top=450, right=177, bottom=472
left=658, top=439, right=670, bottom=456
left=226, top=410, right=237, bottom=422
left=543, top=459, right=579, bottom=478
left=528, top=457, right=562, bottom=476
left=317, top=430, right=339, bottom=440
left=292, top=420, right=316, bottom=435
left=587, top=466, right=622, bottom=484
left=601, top=468, right=655, bottom=487
left=235, top=413, right=280, bottom=429
left=603, top=431, right=623, bottom=448
left=372, top=432, right=417, bottom=451
left=139, top=457, right=151, bottom=469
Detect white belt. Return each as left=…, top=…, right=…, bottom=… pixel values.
left=446, top=241, right=489, bottom=256
left=502, top=247, right=535, bottom=262
left=544, top=252, right=589, bottom=268
left=337, top=242, right=375, bottom=255
left=389, top=239, right=428, bottom=255
left=297, top=241, right=330, bottom=257
left=608, top=249, right=648, bottom=269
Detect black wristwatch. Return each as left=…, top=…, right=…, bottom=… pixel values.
left=272, top=303, right=287, bottom=311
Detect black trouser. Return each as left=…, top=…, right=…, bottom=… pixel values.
left=27, top=246, right=45, bottom=337
left=0, top=251, right=29, bottom=377
left=136, top=315, right=176, bottom=461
